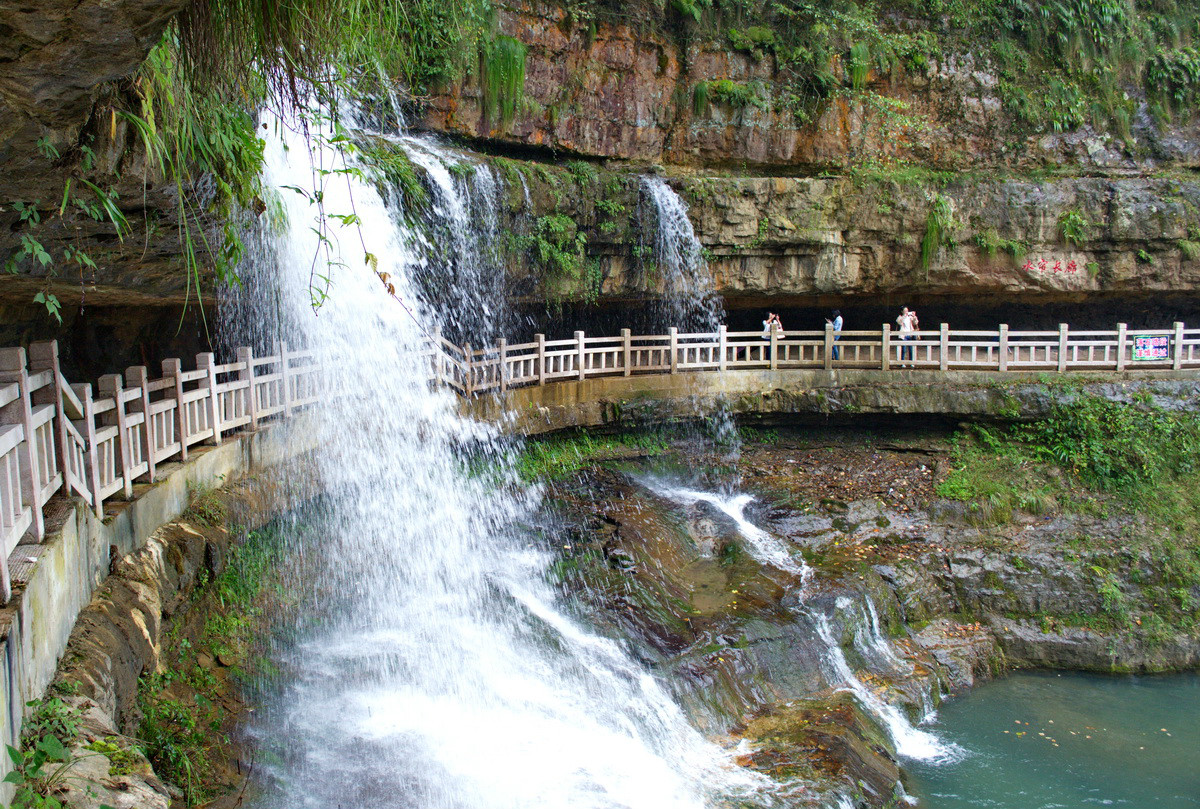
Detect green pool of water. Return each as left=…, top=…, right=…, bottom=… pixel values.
left=907, top=671, right=1200, bottom=808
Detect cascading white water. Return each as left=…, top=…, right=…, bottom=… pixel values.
left=639, top=176, right=723, bottom=333
left=640, top=479, right=809, bottom=580
left=387, top=132, right=511, bottom=345
left=853, top=598, right=912, bottom=675
left=814, top=612, right=960, bottom=764
left=237, top=111, right=781, bottom=809
left=640, top=476, right=957, bottom=770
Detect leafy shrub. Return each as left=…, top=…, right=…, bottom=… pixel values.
left=728, top=26, right=777, bottom=59
left=699, top=79, right=768, bottom=110
left=526, top=214, right=587, bottom=279
left=1022, top=395, right=1200, bottom=493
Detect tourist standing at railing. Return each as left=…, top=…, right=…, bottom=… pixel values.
left=762, top=312, right=782, bottom=360
left=896, top=307, right=919, bottom=366
left=827, top=310, right=843, bottom=360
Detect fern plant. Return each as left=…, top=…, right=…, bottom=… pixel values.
left=1058, top=209, right=1091, bottom=247
left=919, top=194, right=956, bottom=273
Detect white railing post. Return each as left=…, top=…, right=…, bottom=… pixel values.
left=464, top=344, right=474, bottom=396
left=939, top=323, right=949, bottom=371
left=279, top=341, right=293, bottom=416
left=431, top=327, right=443, bottom=387
left=0, top=347, right=43, bottom=541
left=237, top=347, right=259, bottom=428
left=669, top=328, right=679, bottom=374
left=29, top=341, right=68, bottom=504
left=162, top=358, right=187, bottom=461
left=197, top=353, right=222, bottom=445
left=622, top=329, right=632, bottom=377
left=498, top=339, right=508, bottom=393
left=881, top=324, right=891, bottom=371
left=718, top=325, right=727, bottom=372
left=1173, top=322, right=1185, bottom=371
left=1116, top=323, right=1128, bottom=372
left=998, top=324, right=1009, bottom=371
left=72, top=383, right=102, bottom=517
left=536, top=334, right=547, bottom=385
left=1057, top=323, right=1069, bottom=373
left=769, top=326, right=778, bottom=370
left=576, top=331, right=586, bottom=381
left=97, top=374, right=133, bottom=499
left=824, top=322, right=834, bottom=370
left=125, top=366, right=156, bottom=483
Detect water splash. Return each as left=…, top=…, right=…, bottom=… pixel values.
left=235, top=109, right=779, bottom=809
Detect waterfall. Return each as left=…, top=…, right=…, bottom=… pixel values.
left=814, top=612, right=959, bottom=763
left=639, top=176, right=723, bottom=333
left=639, top=476, right=957, bottom=767
left=640, top=478, right=810, bottom=580
left=388, top=132, right=511, bottom=345
left=234, top=110, right=780, bottom=809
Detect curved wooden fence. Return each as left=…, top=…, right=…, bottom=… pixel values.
left=430, top=321, right=1200, bottom=395
left=2, top=319, right=1198, bottom=602
left=0, top=341, right=320, bottom=602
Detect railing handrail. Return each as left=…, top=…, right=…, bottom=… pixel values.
left=0, top=340, right=323, bottom=604
left=0, top=319, right=1197, bottom=605
left=443, top=321, right=1200, bottom=397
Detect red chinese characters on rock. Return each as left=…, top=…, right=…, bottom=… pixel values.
left=1022, top=258, right=1080, bottom=274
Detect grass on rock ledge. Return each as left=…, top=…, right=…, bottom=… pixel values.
left=936, top=392, right=1200, bottom=635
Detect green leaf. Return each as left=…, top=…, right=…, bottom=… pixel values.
left=37, top=733, right=68, bottom=762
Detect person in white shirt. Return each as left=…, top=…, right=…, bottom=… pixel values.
left=762, top=312, right=782, bottom=360
left=896, top=306, right=919, bottom=365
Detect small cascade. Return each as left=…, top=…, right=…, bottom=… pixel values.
left=640, top=478, right=809, bottom=580
left=391, top=133, right=512, bottom=345
left=639, top=475, right=958, bottom=768
left=639, top=176, right=723, bottom=333
left=853, top=597, right=912, bottom=676
left=814, top=612, right=959, bottom=763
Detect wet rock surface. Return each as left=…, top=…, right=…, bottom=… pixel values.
left=542, top=426, right=1200, bottom=805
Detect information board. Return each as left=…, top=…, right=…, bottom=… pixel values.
left=1132, top=334, right=1170, bottom=361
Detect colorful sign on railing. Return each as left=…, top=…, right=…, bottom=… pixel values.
left=1133, top=334, right=1171, bottom=361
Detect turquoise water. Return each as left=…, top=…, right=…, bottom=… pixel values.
left=907, top=671, right=1200, bottom=808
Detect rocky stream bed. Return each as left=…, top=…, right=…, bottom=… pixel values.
left=535, top=425, right=1200, bottom=806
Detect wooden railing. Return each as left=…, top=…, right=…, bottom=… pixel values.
left=0, top=340, right=320, bottom=603
left=426, top=322, right=1200, bottom=395
left=3, top=320, right=1197, bottom=604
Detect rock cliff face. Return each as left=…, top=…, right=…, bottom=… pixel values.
left=423, top=0, right=1200, bottom=173
left=480, top=159, right=1200, bottom=309
left=0, top=0, right=185, bottom=201
left=3, top=0, right=1200, bottom=336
